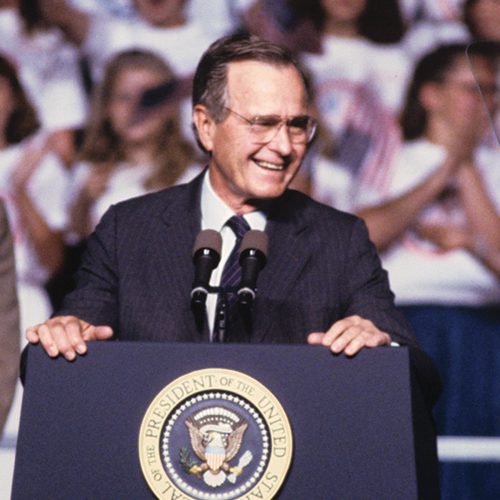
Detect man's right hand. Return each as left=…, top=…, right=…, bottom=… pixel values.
left=26, top=316, right=114, bottom=361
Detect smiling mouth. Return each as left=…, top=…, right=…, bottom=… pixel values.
left=254, top=159, right=286, bottom=171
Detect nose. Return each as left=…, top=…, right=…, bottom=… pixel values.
left=267, top=122, right=293, bottom=156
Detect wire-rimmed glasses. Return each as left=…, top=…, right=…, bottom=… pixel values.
left=224, top=107, right=317, bottom=144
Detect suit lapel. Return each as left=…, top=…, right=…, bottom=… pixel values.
left=154, top=173, right=208, bottom=340
left=149, top=180, right=313, bottom=343
left=252, top=192, right=313, bottom=342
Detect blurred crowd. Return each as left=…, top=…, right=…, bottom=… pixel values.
left=0, top=0, right=499, bottom=498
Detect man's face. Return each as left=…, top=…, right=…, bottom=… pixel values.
left=195, top=61, right=309, bottom=213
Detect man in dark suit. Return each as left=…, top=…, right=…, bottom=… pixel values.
left=26, top=34, right=417, bottom=359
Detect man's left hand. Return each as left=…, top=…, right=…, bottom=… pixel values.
left=307, top=315, right=391, bottom=356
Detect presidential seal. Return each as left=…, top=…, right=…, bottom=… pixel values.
left=138, top=369, right=293, bottom=499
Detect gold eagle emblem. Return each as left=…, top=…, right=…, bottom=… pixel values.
left=181, top=406, right=253, bottom=487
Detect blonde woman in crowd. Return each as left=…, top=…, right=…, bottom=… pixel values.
left=68, top=49, right=201, bottom=239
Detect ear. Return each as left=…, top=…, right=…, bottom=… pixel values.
left=193, top=104, right=216, bottom=153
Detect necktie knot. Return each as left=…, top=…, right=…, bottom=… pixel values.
left=226, top=215, right=250, bottom=241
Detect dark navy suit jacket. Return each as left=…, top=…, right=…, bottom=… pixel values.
left=59, top=172, right=417, bottom=347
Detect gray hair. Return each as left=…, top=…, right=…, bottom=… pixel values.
left=192, top=34, right=311, bottom=121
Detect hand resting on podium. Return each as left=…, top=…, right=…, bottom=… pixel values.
left=26, top=316, right=113, bottom=361
left=26, top=313, right=391, bottom=361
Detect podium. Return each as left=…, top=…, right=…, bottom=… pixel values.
left=12, top=342, right=440, bottom=499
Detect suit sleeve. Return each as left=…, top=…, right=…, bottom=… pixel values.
left=58, top=206, right=120, bottom=331
left=340, top=218, right=418, bottom=347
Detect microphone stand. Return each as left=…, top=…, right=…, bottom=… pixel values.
left=192, top=285, right=257, bottom=342
left=214, top=292, right=227, bottom=343
left=192, top=285, right=252, bottom=342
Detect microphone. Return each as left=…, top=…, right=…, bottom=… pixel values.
left=191, top=230, right=222, bottom=311
left=237, top=230, right=268, bottom=308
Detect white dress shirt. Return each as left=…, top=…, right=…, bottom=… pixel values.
left=200, top=172, right=267, bottom=336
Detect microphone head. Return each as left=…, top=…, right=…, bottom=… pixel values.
left=192, top=229, right=223, bottom=259
left=239, top=230, right=268, bottom=263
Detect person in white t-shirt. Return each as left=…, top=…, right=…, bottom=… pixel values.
left=355, top=43, right=500, bottom=500
left=0, top=0, right=88, bottom=166
left=38, top=0, right=215, bottom=83
left=39, top=0, right=219, bottom=141
left=296, top=0, right=410, bottom=203
left=68, top=49, right=202, bottom=239
left=0, top=54, right=69, bottom=329
left=300, top=0, right=410, bottom=110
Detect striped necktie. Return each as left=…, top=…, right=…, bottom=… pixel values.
left=214, top=215, right=250, bottom=341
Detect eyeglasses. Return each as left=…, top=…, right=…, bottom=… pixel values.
left=224, top=107, right=317, bottom=144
